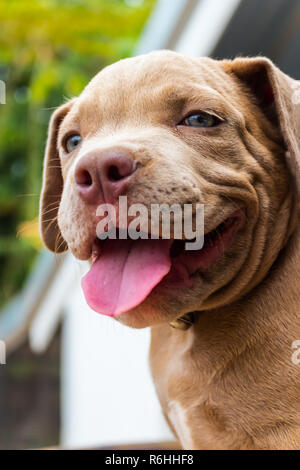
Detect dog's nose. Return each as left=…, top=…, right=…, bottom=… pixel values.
left=74, top=149, right=137, bottom=204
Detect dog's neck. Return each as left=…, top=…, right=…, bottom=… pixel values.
left=150, top=212, right=300, bottom=449
left=195, top=218, right=299, bottom=335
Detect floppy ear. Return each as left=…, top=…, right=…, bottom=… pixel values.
left=39, top=100, right=75, bottom=252
left=224, top=57, right=300, bottom=195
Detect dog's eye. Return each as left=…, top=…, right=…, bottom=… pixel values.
left=65, top=134, right=82, bottom=153
left=181, top=112, right=221, bottom=128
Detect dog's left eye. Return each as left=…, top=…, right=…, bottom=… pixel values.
left=65, top=134, right=82, bottom=153
left=180, top=112, right=221, bottom=128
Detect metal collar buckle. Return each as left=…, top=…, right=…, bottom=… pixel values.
left=169, top=312, right=195, bottom=330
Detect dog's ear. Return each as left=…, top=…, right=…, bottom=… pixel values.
left=224, top=57, right=300, bottom=194
left=39, top=100, right=75, bottom=252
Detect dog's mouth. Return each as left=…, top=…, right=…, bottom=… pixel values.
left=81, top=208, right=245, bottom=316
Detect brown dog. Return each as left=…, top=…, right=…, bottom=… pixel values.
left=40, top=51, right=300, bottom=449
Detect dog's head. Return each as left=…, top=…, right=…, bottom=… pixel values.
left=40, top=51, right=300, bottom=328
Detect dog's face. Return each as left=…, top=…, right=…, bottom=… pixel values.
left=40, top=50, right=299, bottom=328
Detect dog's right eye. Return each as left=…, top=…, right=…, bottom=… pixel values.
left=65, top=134, right=82, bottom=153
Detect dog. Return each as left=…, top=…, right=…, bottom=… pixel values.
left=39, top=50, right=300, bottom=449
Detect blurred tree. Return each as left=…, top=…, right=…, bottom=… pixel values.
left=0, top=0, right=156, bottom=307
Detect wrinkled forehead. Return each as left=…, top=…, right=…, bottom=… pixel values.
left=66, top=51, right=236, bottom=128
left=83, top=52, right=232, bottom=100
left=87, top=52, right=217, bottom=89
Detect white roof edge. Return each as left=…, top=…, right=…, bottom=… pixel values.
left=174, top=0, right=242, bottom=56
left=135, top=0, right=242, bottom=58
left=0, top=250, right=60, bottom=351
left=134, top=0, right=190, bottom=55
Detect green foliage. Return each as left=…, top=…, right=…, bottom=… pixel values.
left=0, top=0, right=156, bottom=307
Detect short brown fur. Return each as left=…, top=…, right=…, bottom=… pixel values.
left=40, top=51, right=300, bottom=449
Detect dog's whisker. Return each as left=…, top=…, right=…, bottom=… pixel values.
left=16, top=193, right=41, bottom=198
left=42, top=201, right=60, bottom=211
left=44, top=216, right=59, bottom=236
left=42, top=217, right=60, bottom=224
left=55, top=235, right=66, bottom=253
left=41, top=205, right=60, bottom=217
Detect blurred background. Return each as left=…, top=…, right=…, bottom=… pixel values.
left=0, top=0, right=299, bottom=450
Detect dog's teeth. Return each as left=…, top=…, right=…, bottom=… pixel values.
left=91, top=238, right=103, bottom=262
left=91, top=249, right=100, bottom=262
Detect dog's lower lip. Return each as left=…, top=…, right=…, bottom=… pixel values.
left=170, top=209, right=244, bottom=260
left=162, top=208, right=245, bottom=287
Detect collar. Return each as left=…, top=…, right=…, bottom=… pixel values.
left=169, top=312, right=196, bottom=330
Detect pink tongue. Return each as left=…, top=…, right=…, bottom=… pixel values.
left=81, top=238, right=171, bottom=316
